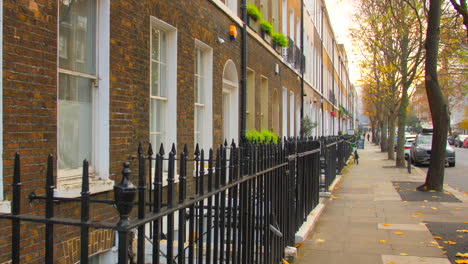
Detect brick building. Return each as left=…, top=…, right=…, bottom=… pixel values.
left=0, top=0, right=354, bottom=262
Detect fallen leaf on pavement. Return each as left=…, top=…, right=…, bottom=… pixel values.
left=455, top=253, right=468, bottom=258
left=434, top=236, right=442, bottom=239
left=383, top=224, right=390, bottom=226
left=455, top=260, right=468, bottom=264
left=438, top=246, right=444, bottom=249
left=419, top=223, right=428, bottom=226
left=295, top=243, right=302, bottom=248
left=331, top=195, right=340, bottom=199
left=400, top=253, right=408, bottom=256
left=410, top=215, right=419, bottom=218
left=379, top=240, right=387, bottom=243
left=431, top=207, right=438, bottom=210
left=416, top=212, right=423, bottom=215
left=456, top=230, right=468, bottom=233
left=316, top=239, right=325, bottom=243
left=394, top=232, right=405, bottom=235
left=444, top=240, right=457, bottom=244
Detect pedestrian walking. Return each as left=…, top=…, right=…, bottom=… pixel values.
left=354, top=149, right=359, bottom=164
left=367, top=133, right=370, bottom=142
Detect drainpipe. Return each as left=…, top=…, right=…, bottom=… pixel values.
left=320, top=4, right=324, bottom=136
left=332, top=38, right=335, bottom=135
left=240, top=0, right=247, bottom=141
left=300, top=0, right=304, bottom=130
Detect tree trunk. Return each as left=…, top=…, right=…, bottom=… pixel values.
left=380, top=118, right=388, bottom=152
left=388, top=115, right=396, bottom=160
left=419, top=0, right=448, bottom=192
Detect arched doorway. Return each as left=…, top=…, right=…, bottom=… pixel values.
left=272, top=89, right=280, bottom=135
left=222, top=60, right=239, bottom=144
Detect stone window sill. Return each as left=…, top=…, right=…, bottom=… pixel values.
left=54, top=178, right=115, bottom=198
left=0, top=200, right=11, bottom=214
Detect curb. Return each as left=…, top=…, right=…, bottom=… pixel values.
left=295, top=175, right=342, bottom=243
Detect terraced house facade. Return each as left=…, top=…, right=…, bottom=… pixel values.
left=0, top=0, right=355, bottom=262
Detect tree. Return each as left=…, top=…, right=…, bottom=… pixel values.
left=418, top=0, right=447, bottom=192
left=449, top=0, right=468, bottom=37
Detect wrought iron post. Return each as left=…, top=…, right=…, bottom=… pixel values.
left=114, top=162, right=137, bottom=264
left=12, top=153, right=21, bottom=264
left=80, top=160, right=90, bottom=264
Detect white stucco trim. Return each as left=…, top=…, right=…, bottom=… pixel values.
left=150, top=16, right=178, bottom=159
left=95, top=0, right=110, bottom=180
left=56, top=0, right=112, bottom=196
left=194, top=39, right=213, bottom=151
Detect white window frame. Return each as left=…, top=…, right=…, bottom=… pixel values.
left=226, top=0, right=238, bottom=16
left=282, top=88, right=288, bottom=137
left=289, top=91, right=294, bottom=137
left=150, top=17, right=177, bottom=185
left=55, top=0, right=112, bottom=198
left=194, top=39, right=213, bottom=153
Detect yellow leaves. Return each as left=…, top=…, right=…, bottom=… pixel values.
left=380, top=240, right=387, bottom=243
left=456, top=253, right=468, bottom=258
left=434, top=236, right=442, bottom=239
left=431, top=207, right=438, bottom=210
left=455, top=260, right=468, bottom=264
left=400, top=253, right=409, bottom=256
left=316, top=239, right=325, bottom=243
left=331, top=195, right=340, bottom=199
left=444, top=240, right=457, bottom=245
left=394, top=232, right=405, bottom=235
left=457, top=230, right=468, bottom=233
left=383, top=224, right=391, bottom=226
left=282, top=259, right=291, bottom=264
left=295, top=243, right=302, bottom=248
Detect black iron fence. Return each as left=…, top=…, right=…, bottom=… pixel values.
left=0, top=136, right=352, bottom=264
left=320, top=136, right=354, bottom=192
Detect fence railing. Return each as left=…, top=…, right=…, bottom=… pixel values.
left=0, top=136, right=351, bottom=264
left=320, top=136, right=354, bottom=192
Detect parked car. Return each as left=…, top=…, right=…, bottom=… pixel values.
left=454, top=135, right=468, bottom=147
left=404, top=137, right=416, bottom=160
left=448, top=135, right=456, bottom=145
left=410, top=134, right=455, bottom=167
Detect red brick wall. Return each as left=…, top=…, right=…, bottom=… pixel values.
left=1, top=0, right=304, bottom=263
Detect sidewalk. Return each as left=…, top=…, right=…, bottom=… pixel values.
left=295, top=142, right=468, bottom=264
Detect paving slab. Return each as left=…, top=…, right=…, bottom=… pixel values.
left=381, top=255, right=451, bottom=264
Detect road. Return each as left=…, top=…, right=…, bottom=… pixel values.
left=418, top=147, right=468, bottom=193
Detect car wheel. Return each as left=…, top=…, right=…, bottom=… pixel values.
left=449, top=162, right=455, bottom=167
left=414, top=159, right=421, bottom=167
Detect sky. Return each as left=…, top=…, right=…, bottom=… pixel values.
left=325, top=0, right=360, bottom=83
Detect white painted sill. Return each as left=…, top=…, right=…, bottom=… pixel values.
left=0, top=200, right=11, bottom=214
left=54, top=178, right=115, bottom=198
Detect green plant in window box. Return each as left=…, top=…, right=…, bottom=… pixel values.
left=246, top=3, right=262, bottom=32
left=260, top=20, right=274, bottom=35
left=246, top=3, right=262, bottom=21
left=272, top=32, right=289, bottom=48
left=260, top=20, right=274, bottom=44
left=246, top=129, right=279, bottom=144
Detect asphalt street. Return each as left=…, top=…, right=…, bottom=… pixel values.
left=418, top=147, right=468, bottom=194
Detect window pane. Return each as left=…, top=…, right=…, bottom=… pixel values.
left=151, top=61, right=159, bottom=97
left=150, top=98, right=166, bottom=134
left=160, top=31, right=167, bottom=63
left=160, top=63, right=167, bottom=97
left=151, top=28, right=160, bottom=61
left=59, top=0, right=96, bottom=75
left=58, top=74, right=93, bottom=170
left=195, top=105, right=204, bottom=146
left=150, top=133, right=165, bottom=155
